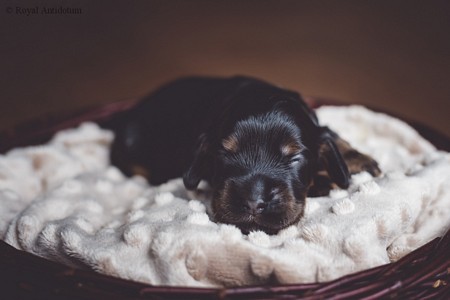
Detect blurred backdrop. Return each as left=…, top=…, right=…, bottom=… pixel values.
left=1, top=0, right=449, bottom=137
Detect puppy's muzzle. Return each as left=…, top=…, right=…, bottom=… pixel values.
left=235, top=174, right=286, bottom=216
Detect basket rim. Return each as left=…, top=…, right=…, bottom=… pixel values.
left=1, top=228, right=448, bottom=299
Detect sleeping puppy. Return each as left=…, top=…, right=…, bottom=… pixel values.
left=110, top=76, right=381, bottom=234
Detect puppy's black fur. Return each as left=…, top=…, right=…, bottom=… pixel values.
left=110, top=76, right=380, bottom=234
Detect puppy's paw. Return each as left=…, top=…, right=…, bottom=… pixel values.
left=344, top=150, right=381, bottom=177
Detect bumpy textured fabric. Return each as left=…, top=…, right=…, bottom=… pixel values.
left=1, top=106, right=449, bottom=287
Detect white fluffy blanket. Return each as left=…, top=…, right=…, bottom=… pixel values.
left=1, top=106, right=449, bottom=287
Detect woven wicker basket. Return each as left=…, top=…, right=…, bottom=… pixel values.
left=1, top=98, right=449, bottom=299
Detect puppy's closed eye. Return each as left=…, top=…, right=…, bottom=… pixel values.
left=289, top=154, right=303, bottom=165
left=281, top=142, right=305, bottom=166
left=280, top=142, right=302, bottom=157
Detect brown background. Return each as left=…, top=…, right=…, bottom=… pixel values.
left=1, top=0, right=449, bottom=137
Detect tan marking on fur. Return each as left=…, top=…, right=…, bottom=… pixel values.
left=131, top=164, right=150, bottom=179
left=212, top=181, right=231, bottom=221
left=222, top=135, right=239, bottom=152
left=335, top=137, right=381, bottom=176
left=281, top=142, right=302, bottom=156
left=347, top=162, right=364, bottom=174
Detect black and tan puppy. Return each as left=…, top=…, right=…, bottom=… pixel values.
left=110, top=76, right=380, bottom=234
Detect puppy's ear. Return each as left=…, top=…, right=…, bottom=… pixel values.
left=318, top=129, right=350, bottom=189
left=273, top=94, right=319, bottom=131
left=183, top=134, right=211, bottom=190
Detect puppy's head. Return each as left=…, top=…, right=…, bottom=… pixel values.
left=184, top=105, right=349, bottom=234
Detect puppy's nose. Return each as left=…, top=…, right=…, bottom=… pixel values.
left=239, top=174, right=279, bottom=215
left=243, top=198, right=267, bottom=215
